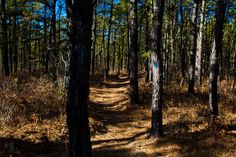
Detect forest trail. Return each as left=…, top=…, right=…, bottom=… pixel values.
left=89, top=75, right=152, bottom=157
left=89, top=75, right=174, bottom=157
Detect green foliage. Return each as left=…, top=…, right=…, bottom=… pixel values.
left=140, top=50, right=150, bottom=59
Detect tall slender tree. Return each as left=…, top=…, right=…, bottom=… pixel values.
left=91, top=2, right=97, bottom=76
left=209, top=0, right=227, bottom=123
left=150, top=0, right=165, bottom=137
left=188, top=0, right=199, bottom=94
left=106, top=0, right=114, bottom=79
left=129, top=0, right=139, bottom=104
left=66, top=0, right=94, bottom=156
left=180, top=0, right=185, bottom=78
left=196, top=0, right=206, bottom=91
left=13, top=0, right=18, bottom=74
left=1, top=0, right=10, bottom=76
left=51, top=0, right=58, bottom=84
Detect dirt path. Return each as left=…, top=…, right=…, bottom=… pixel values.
left=89, top=76, right=171, bottom=157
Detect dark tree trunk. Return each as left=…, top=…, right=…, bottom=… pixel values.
left=28, top=19, right=32, bottom=73
left=126, top=10, right=130, bottom=76
left=51, top=0, right=58, bottom=84
left=66, top=0, right=94, bottom=156
left=209, top=0, right=227, bottom=118
left=121, top=34, right=125, bottom=72
left=9, top=19, right=13, bottom=74
left=129, top=0, right=139, bottom=104
left=1, top=0, right=10, bottom=76
left=91, top=3, right=97, bottom=76
left=150, top=0, right=165, bottom=137
left=23, top=42, right=26, bottom=72
left=180, top=0, right=185, bottom=78
left=106, top=1, right=113, bottom=79
left=102, top=0, right=107, bottom=81
left=145, top=5, right=150, bottom=82
left=188, top=0, right=199, bottom=94
left=13, top=11, right=18, bottom=74
left=43, top=5, right=48, bottom=73
left=233, top=49, right=236, bottom=89
left=112, top=28, right=117, bottom=72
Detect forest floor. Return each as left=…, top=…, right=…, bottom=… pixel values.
left=0, top=73, right=236, bottom=156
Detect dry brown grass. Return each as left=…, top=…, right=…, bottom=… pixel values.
left=0, top=75, right=65, bottom=128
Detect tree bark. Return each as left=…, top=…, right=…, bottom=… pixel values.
left=102, top=0, right=107, bottom=81
left=51, top=0, right=58, bottom=84
left=150, top=0, right=165, bottom=137
left=112, top=28, right=117, bottom=71
left=129, top=0, right=139, bottom=104
left=28, top=8, right=32, bottom=74
left=1, top=0, right=10, bottom=76
left=66, top=0, right=94, bottom=156
left=180, top=0, right=185, bottom=78
left=13, top=2, right=18, bottom=74
left=106, top=1, right=114, bottom=79
left=196, top=0, right=206, bottom=91
left=209, top=0, right=226, bottom=118
left=188, top=0, right=199, bottom=94
left=91, top=2, right=97, bottom=76
left=145, top=5, right=150, bottom=82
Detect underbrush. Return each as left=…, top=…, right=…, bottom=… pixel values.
left=0, top=74, right=107, bottom=142
left=0, top=75, right=66, bottom=128
left=139, top=75, right=236, bottom=138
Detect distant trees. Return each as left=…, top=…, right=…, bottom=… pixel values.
left=0, top=0, right=234, bottom=85
left=0, top=0, right=68, bottom=79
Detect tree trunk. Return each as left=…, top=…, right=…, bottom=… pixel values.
left=121, top=34, right=125, bottom=72
left=196, top=0, right=206, bottom=91
left=66, top=0, right=94, bottom=156
left=188, top=0, right=199, bottom=94
left=43, top=5, right=48, bottom=73
left=9, top=19, right=13, bottom=74
left=1, top=0, right=10, bottom=76
left=129, top=0, right=139, bottom=104
left=51, top=0, right=58, bottom=85
left=233, top=48, right=236, bottom=89
left=150, top=0, right=165, bottom=137
left=13, top=4, right=18, bottom=74
left=145, top=5, right=150, bottom=82
left=91, top=3, right=97, bottom=76
left=106, top=1, right=114, bottom=79
left=102, top=0, right=107, bottom=81
left=180, top=0, right=185, bottom=78
left=126, top=9, right=130, bottom=76
left=209, top=0, right=226, bottom=119
left=28, top=20, right=32, bottom=73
